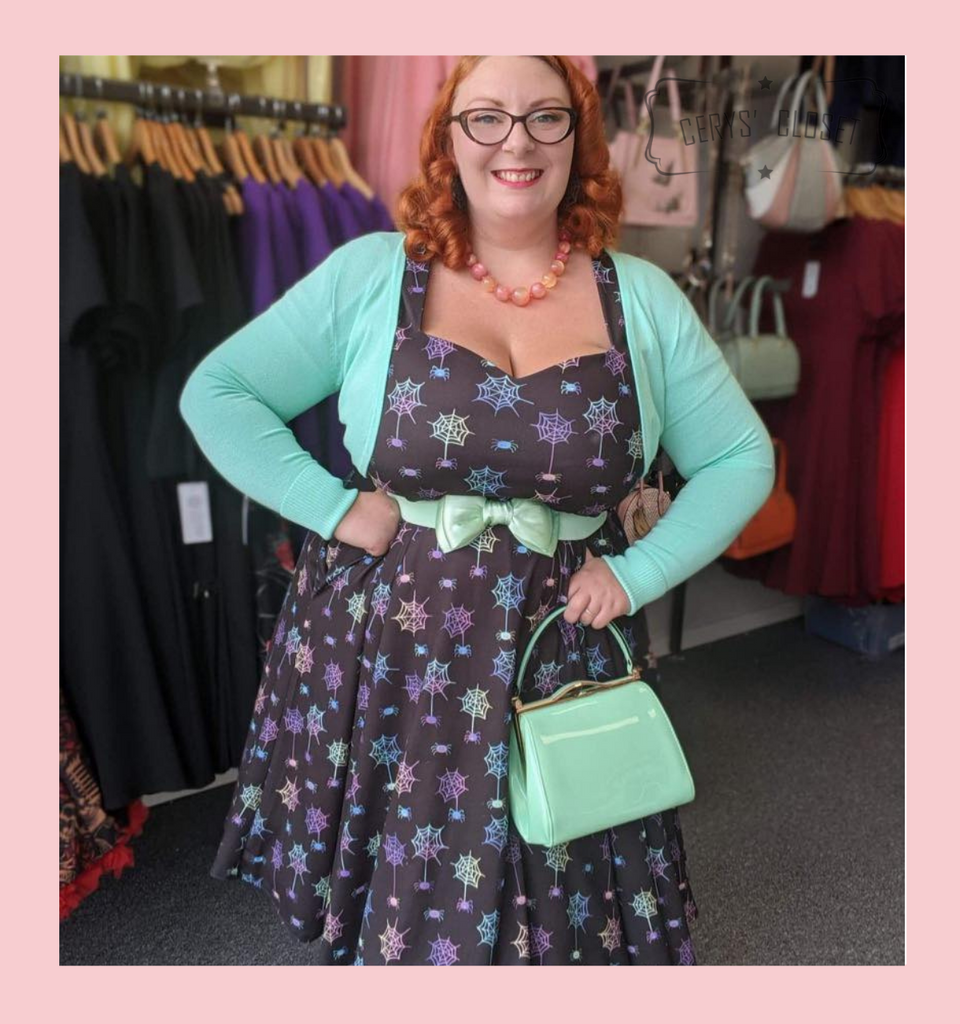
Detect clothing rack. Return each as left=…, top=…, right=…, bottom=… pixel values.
left=59, top=72, right=348, bottom=131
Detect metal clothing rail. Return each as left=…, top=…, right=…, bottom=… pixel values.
left=59, top=72, right=348, bottom=131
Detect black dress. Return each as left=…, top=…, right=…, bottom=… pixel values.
left=210, top=250, right=699, bottom=964
left=61, top=162, right=192, bottom=809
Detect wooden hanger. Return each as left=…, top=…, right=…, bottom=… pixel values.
left=60, top=76, right=92, bottom=174
left=219, top=96, right=252, bottom=190
left=179, top=90, right=241, bottom=215
left=59, top=118, right=73, bottom=164
left=311, top=129, right=345, bottom=187
left=254, top=131, right=283, bottom=184
left=138, top=85, right=180, bottom=176
left=159, top=87, right=197, bottom=183
left=63, top=76, right=106, bottom=176
left=225, top=94, right=267, bottom=185
left=93, top=111, right=122, bottom=168
left=219, top=131, right=250, bottom=183
left=293, top=130, right=328, bottom=186
left=286, top=102, right=327, bottom=186
left=234, top=127, right=267, bottom=183
left=273, top=102, right=304, bottom=189
left=75, top=110, right=108, bottom=177
left=329, top=135, right=374, bottom=199
left=90, top=78, right=121, bottom=170
left=277, top=134, right=304, bottom=188
left=60, top=110, right=91, bottom=174
left=157, top=87, right=194, bottom=181
left=123, top=91, right=158, bottom=169
left=188, top=90, right=225, bottom=176
left=252, top=98, right=285, bottom=186
left=154, top=116, right=186, bottom=179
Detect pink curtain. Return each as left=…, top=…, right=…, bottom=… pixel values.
left=339, top=57, right=598, bottom=222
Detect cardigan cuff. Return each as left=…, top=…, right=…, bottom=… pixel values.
left=280, top=463, right=360, bottom=541
left=601, top=548, right=670, bottom=617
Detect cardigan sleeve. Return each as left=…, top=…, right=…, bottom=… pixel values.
left=178, top=245, right=360, bottom=541
left=601, top=271, right=776, bottom=615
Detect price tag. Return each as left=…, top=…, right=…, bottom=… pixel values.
left=177, top=482, right=214, bottom=545
left=801, top=260, right=820, bottom=298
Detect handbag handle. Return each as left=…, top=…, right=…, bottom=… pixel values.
left=720, top=275, right=758, bottom=334
left=623, top=57, right=685, bottom=135
left=773, top=438, right=788, bottom=490
left=748, top=276, right=788, bottom=338
left=782, top=70, right=830, bottom=135
left=513, top=605, right=636, bottom=699
left=645, top=56, right=684, bottom=129
left=768, top=73, right=799, bottom=131
left=707, top=275, right=731, bottom=334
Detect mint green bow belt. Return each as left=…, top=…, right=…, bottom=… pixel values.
left=392, top=493, right=607, bottom=557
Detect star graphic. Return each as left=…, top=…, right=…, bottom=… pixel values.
left=759, top=76, right=772, bottom=89
left=758, top=165, right=773, bottom=180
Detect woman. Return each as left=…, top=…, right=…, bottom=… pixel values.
left=180, top=56, right=774, bottom=965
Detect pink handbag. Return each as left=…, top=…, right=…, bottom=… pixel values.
left=607, top=57, right=699, bottom=228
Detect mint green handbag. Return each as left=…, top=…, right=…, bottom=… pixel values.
left=508, top=606, right=695, bottom=847
left=718, top=275, right=801, bottom=400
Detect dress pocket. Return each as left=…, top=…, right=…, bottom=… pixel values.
left=311, top=538, right=383, bottom=597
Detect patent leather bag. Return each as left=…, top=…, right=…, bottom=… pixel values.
left=508, top=606, right=695, bottom=847
left=719, top=275, right=801, bottom=400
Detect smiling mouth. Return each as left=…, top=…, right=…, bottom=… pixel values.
left=491, top=169, right=544, bottom=183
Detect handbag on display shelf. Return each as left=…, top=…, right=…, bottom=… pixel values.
left=739, top=69, right=848, bottom=233
left=508, top=605, right=696, bottom=847
left=718, top=275, right=801, bottom=400
left=723, top=439, right=797, bottom=559
left=606, top=56, right=699, bottom=228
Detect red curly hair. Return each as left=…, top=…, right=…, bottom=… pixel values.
left=396, top=56, right=623, bottom=267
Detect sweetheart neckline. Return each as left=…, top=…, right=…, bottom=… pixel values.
left=420, top=333, right=614, bottom=382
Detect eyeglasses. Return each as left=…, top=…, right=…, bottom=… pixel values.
left=443, top=107, right=578, bottom=146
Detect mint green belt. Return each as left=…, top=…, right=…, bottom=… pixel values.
left=392, top=493, right=607, bottom=557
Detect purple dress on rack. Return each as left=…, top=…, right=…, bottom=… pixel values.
left=237, top=178, right=276, bottom=316
left=266, top=183, right=300, bottom=293
left=338, top=181, right=375, bottom=233
left=320, top=181, right=364, bottom=245
left=290, top=180, right=334, bottom=273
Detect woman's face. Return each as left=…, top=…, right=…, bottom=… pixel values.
left=448, top=56, right=575, bottom=229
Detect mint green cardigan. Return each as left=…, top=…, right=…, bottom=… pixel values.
left=179, top=230, right=775, bottom=616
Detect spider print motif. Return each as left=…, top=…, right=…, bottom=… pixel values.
left=210, top=248, right=698, bottom=966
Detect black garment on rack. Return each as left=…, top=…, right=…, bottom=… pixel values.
left=62, top=162, right=212, bottom=810
left=96, top=165, right=217, bottom=796
left=144, top=165, right=261, bottom=768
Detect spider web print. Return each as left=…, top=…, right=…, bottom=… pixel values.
left=473, top=374, right=536, bottom=415
left=386, top=378, right=426, bottom=450
left=532, top=409, right=577, bottom=480
left=210, top=248, right=699, bottom=966
left=582, top=396, right=623, bottom=467
left=429, top=408, right=474, bottom=468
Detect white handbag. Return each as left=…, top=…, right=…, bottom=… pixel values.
left=740, top=70, right=848, bottom=233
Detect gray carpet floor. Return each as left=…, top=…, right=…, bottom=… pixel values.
left=60, top=617, right=904, bottom=965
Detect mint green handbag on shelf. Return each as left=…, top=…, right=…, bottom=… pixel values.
left=508, top=605, right=695, bottom=847
left=718, top=275, right=801, bottom=400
